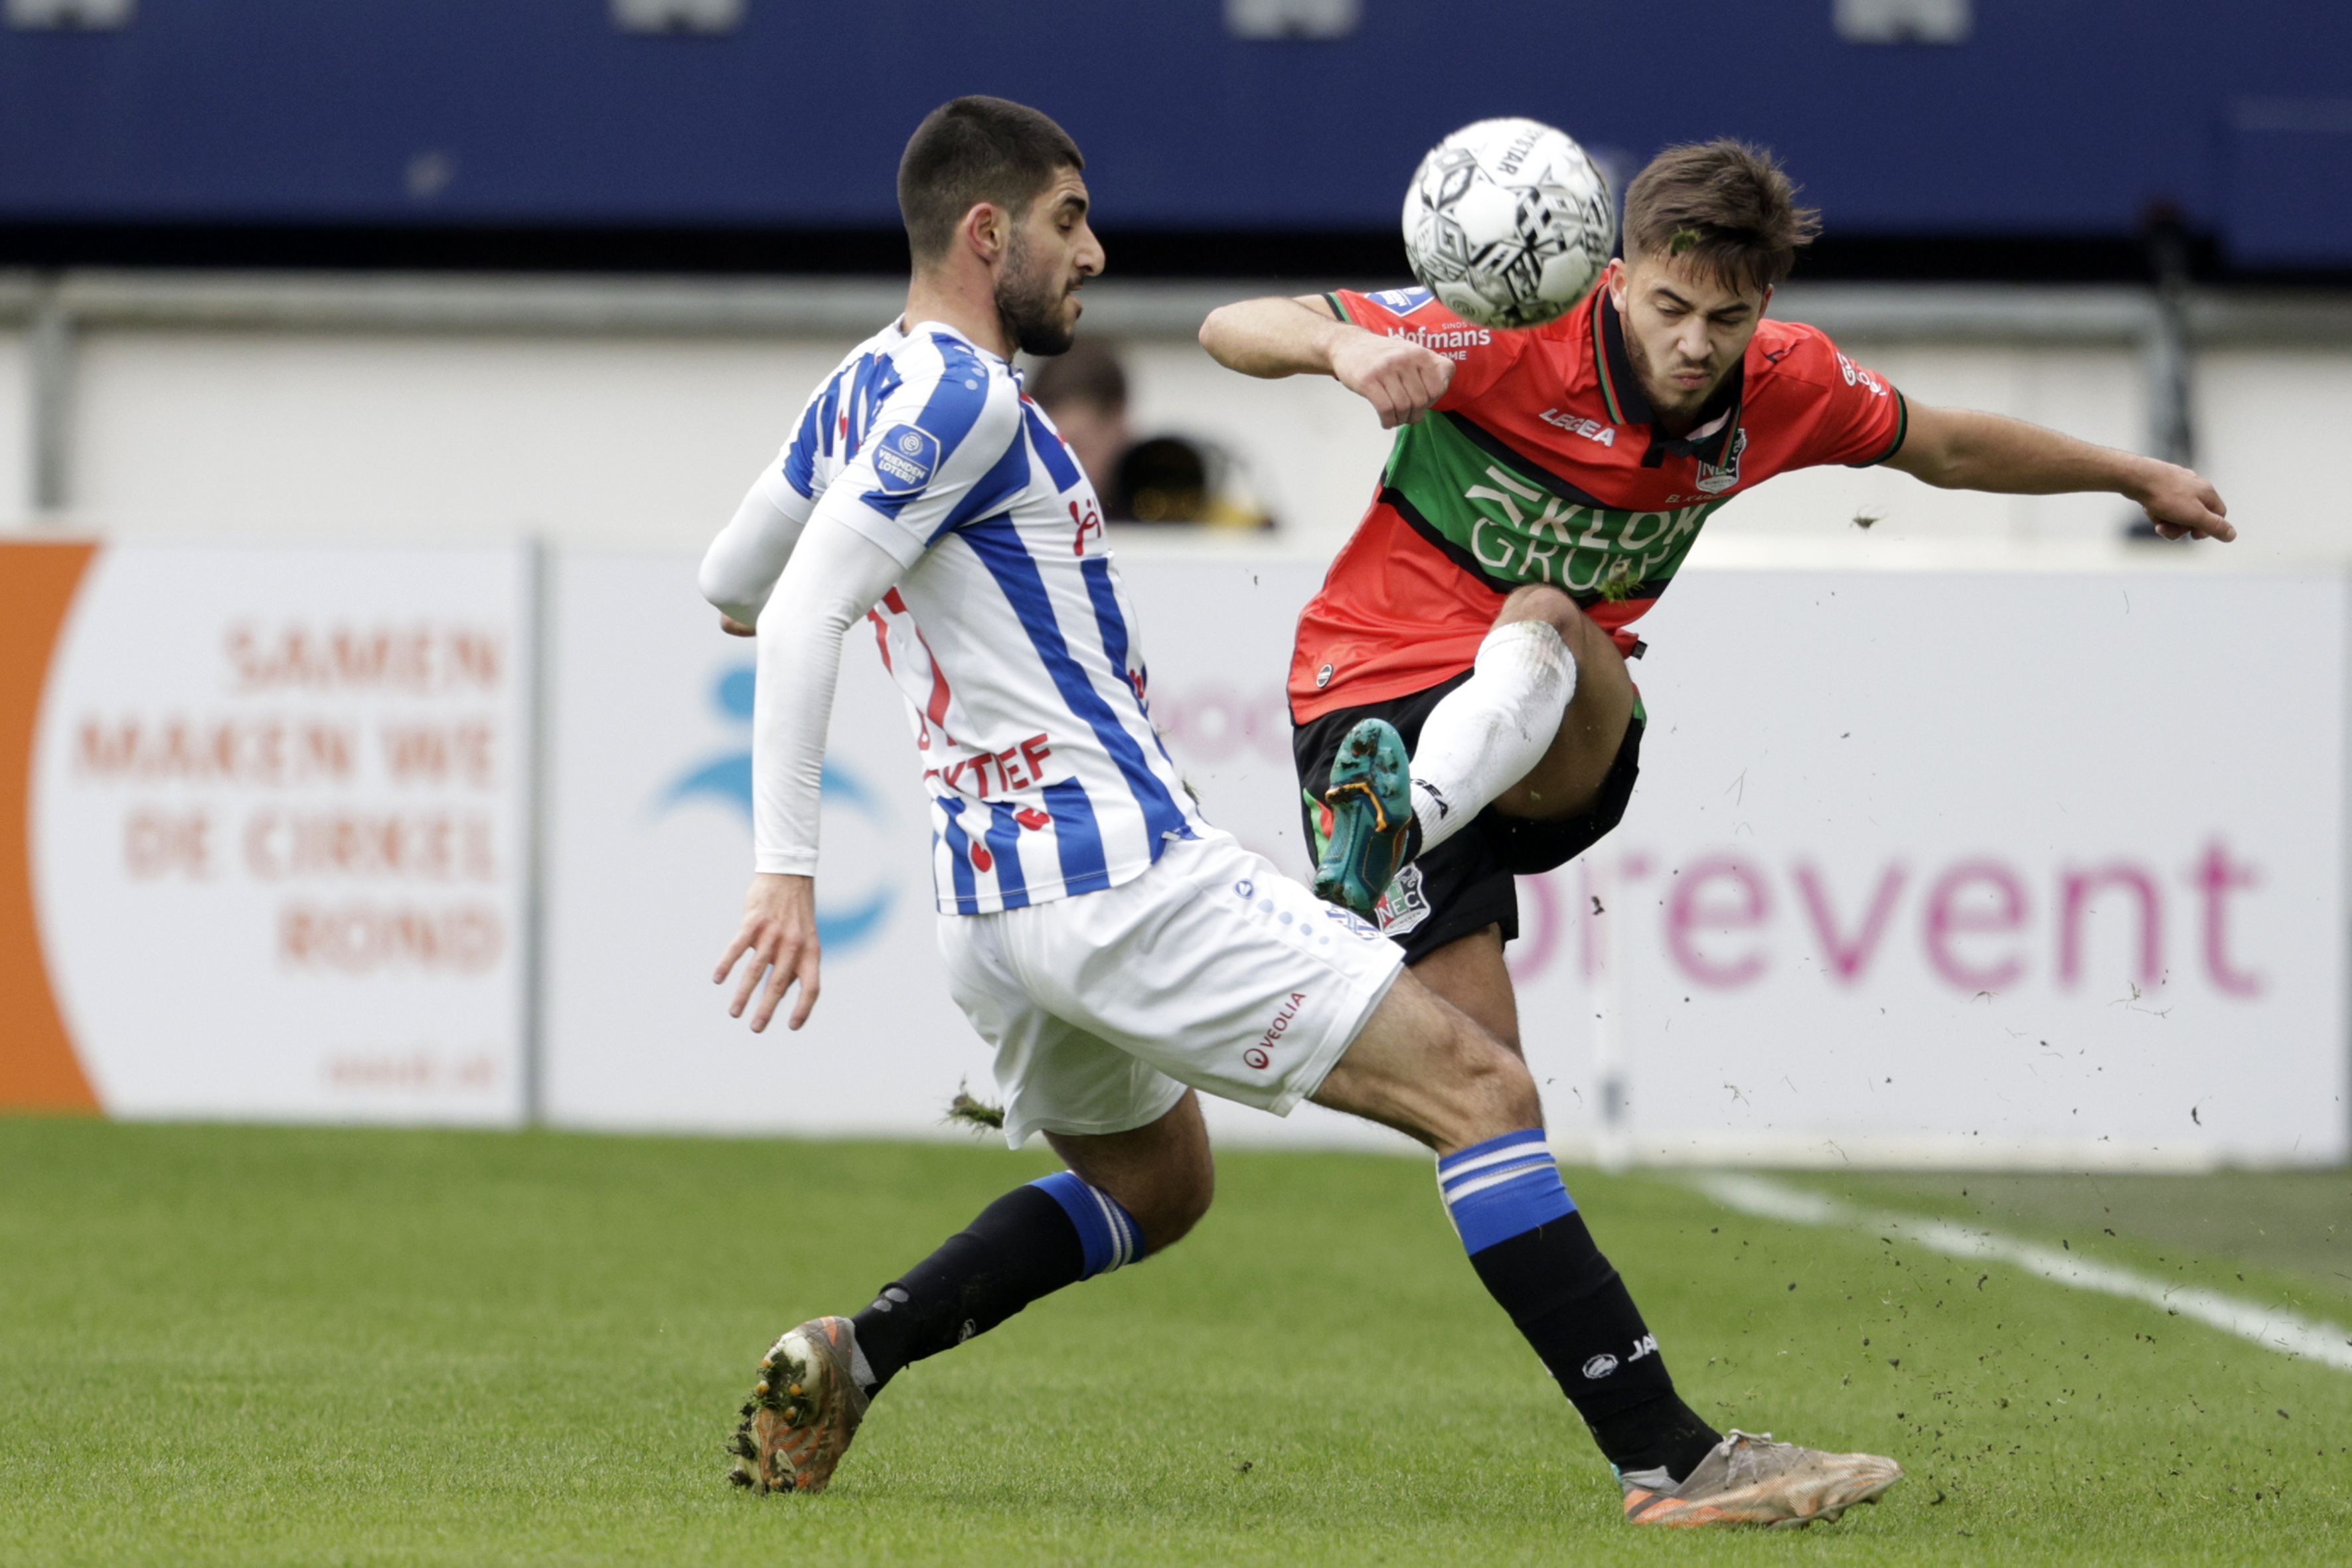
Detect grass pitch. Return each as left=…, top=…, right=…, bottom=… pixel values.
left=1, top=1120, right=2345, bottom=1565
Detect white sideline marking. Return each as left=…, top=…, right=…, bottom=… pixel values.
left=1695, top=1174, right=2352, bottom=1374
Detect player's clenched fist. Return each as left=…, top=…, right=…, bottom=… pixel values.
left=1329, top=330, right=1455, bottom=429
left=715, top=872, right=823, bottom=1032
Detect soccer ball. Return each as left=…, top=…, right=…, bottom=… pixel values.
left=1401, top=118, right=1615, bottom=329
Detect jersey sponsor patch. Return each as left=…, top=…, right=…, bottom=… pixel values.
left=870, top=424, right=941, bottom=495
left=1370, top=286, right=1437, bottom=315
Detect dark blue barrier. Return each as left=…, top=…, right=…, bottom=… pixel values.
left=1, top=1, right=2345, bottom=262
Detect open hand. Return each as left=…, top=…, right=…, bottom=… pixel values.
left=1329, top=331, right=1456, bottom=429
left=714, top=873, right=821, bottom=1032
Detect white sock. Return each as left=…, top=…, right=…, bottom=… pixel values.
left=1407, top=619, right=1577, bottom=856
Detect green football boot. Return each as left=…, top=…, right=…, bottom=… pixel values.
left=1314, top=717, right=1415, bottom=921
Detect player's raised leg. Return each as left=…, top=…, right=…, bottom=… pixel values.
left=1316, top=584, right=1634, bottom=920
left=732, top=1092, right=1214, bottom=1494
left=1312, top=976, right=1901, bottom=1526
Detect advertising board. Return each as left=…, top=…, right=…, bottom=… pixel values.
left=1, top=542, right=532, bottom=1124
left=542, top=550, right=2350, bottom=1166
left=6, top=540, right=2339, bottom=1164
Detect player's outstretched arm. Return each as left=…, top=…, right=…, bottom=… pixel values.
left=710, top=511, right=907, bottom=1032
left=1199, top=293, right=1455, bottom=428
left=1887, top=403, right=2235, bottom=542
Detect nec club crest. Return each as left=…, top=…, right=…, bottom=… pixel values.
left=1695, top=427, right=1748, bottom=495
left=871, top=424, right=940, bottom=495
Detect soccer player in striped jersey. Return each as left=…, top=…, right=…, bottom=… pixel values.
left=701, top=100, right=1897, bottom=1526
left=1201, top=141, right=2234, bottom=1522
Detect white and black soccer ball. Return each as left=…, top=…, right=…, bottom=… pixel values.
left=1401, top=118, right=1615, bottom=330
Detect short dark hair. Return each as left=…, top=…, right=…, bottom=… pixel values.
left=1622, top=139, right=1822, bottom=295
left=898, top=96, right=1085, bottom=266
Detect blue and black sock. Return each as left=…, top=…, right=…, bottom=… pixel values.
left=848, top=1171, right=1145, bottom=1393
left=1439, top=1131, right=1720, bottom=1484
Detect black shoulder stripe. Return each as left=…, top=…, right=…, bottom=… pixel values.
left=1381, top=486, right=1520, bottom=595
left=1437, top=412, right=1614, bottom=508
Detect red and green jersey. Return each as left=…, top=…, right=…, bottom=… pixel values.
left=1289, top=284, right=1907, bottom=720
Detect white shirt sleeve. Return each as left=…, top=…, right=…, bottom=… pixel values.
left=700, top=463, right=816, bottom=626
left=742, top=329, right=1028, bottom=875
left=750, top=510, right=905, bottom=876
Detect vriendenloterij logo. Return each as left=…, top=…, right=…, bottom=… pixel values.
left=870, top=424, right=939, bottom=495
left=657, top=666, right=894, bottom=953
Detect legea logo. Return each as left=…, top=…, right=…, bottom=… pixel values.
left=657, top=665, right=894, bottom=953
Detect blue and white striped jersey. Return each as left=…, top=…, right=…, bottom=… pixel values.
left=761, top=317, right=1208, bottom=915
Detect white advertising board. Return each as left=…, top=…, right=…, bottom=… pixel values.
left=542, top=549, right=2349, bottom=1166
left=1550, top=566, right=2348, bottom=1167
left=540, top=550, right=1401, bottom=1148
left=542, top=550, right=976, bottom=1136
left=25, top=544, right=533, bottom=1124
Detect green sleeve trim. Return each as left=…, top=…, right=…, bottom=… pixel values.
left=1851, top=390, right=1908, bottom=467
left=1324, top=291, right=1354, bottom=325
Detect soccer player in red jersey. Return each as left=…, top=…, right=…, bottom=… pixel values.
left=1201, top=139, right=2233, bottom=1520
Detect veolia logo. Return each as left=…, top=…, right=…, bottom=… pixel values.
left=657, top=665, right=894, bottom=953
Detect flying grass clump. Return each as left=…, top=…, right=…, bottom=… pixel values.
left=944, top=1081, right=1006, bottom=1134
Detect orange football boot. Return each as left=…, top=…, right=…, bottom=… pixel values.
left=728, top=1316, right=871, bottom=1495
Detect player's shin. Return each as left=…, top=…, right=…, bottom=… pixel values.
left=1407, top=620, right=1575, bottom=855
left=1439, top=1131, right=1720, bottom=1484
left=847, top=1172, right=1145, bottom=1392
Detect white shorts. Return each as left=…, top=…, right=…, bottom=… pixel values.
left=937, top=831, right=1407, bottom=1147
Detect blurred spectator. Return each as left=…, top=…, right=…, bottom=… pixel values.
left=1027, top=340, right=1272, bottom=530
left=1027, top=339, right=1134, bottom=509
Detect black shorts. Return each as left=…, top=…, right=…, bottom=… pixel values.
left=1293, top=672, right=1644, bottom=964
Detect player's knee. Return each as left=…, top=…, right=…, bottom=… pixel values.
left=1496, top=583, right=1583, bottom=639
left=1448, top=1017, right=1543, bottom=1139
left=1135, top=1162, right=1215, bottom=1253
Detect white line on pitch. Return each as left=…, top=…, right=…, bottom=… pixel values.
left=1695, top=1173, right=2352, bottom=1374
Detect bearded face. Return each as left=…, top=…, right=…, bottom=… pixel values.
left=996, top=226, right=1080, bottom=357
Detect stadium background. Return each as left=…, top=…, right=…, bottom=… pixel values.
left=2, top=0, right=2348, bottom=1166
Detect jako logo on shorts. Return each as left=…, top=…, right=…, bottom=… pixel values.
left=1582, top=1354, right=1619, bottom=1379
left=870, top=424, right=939, bottom=494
